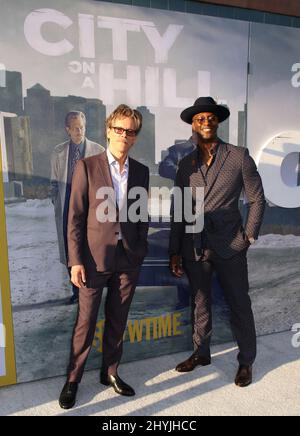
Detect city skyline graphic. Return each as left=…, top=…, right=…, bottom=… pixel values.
left=0, top=70, right=246, bottom=184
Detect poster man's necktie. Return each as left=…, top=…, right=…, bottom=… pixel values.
left=71, top=145, right=81, bottom=176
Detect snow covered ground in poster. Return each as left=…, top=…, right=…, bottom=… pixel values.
left=5, top=199, right=300, bottom=382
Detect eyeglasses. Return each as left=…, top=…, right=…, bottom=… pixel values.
left=193, top=115, right=218, bottom=124
left=111, top=126, right=138, bottom=137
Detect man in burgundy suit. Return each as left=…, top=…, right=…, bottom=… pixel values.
left=59, top=105, right=149, bottom=409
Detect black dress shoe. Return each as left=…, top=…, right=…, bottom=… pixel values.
left=235, top=365, right=252, bottom=387
left=100, top=374, right=135, bottom=396
left=175, top=352, right=211, bottom=372
left=59, top=382, right=78, bottom=409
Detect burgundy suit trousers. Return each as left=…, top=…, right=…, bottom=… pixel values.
left=67, top=241, right=141, bottom=382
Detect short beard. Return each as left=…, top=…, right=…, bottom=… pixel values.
left=198, top=133, right=218, bottom=145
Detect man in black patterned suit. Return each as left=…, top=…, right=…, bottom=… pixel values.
left=169, top=97, right=265, bottom=387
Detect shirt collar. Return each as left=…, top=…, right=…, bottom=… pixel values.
left=106, top=148, right=129, bottom=168
left=197, top=140, right=220, bottom=164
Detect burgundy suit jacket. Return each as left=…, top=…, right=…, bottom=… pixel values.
left=67, top=151, right=149, bottom=272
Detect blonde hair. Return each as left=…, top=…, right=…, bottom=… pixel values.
left=106, top=104, right=142, bottom=137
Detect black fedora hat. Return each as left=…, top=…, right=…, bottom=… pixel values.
left=180, top=96, right=230, bottom=124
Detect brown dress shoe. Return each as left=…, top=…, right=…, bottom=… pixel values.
left=175, top=352, right=211, bottom=372
left=235, top=365, right=252, bottom=387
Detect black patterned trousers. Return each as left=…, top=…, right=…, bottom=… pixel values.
left=183, top=248, right=257, bottom=366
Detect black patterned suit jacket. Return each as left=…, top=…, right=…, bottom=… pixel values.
left=169, top=139, right=265, bottom=260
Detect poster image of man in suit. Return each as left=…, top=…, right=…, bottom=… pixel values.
left=158, top=132, right=197, bottom=310
left=169, top=97, right=265, bottom=388
left=158, top=132, right=198, bottom=181
left=58, top=105, right=149, bottom=409
left=50, top=111, right=105, bottom=304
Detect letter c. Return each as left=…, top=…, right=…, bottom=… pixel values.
left=24, top=8, right=73, bottom=56
left=181, top=422, right=189, bottom=431
left=190, top=422, right=197, bottom=431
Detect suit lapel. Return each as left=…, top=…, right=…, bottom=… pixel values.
left=97, top=151, right=114, bottom=190
left=84, top=139, right=93, bottom=158
left=58, top=141, right=69, bottom=182
left=127, top=158, right=135, bottom=196
left=204, top=142, right=230, bottom=200
left=189, top=150, right=206, bottom=200
left=57, top=141, right=69, bottom=211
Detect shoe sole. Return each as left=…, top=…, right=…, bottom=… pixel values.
left=175, top=362, right=211, bottom=372
left=235, top=381, right=252, bottom=388
left=100, top=379, right=135, bottom=396
left=59, top=399, right=76, bottom=409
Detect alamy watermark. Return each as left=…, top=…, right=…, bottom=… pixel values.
left=291, top=323, right=300, bottom=348
left=0, top=323, right=5, bottom=348
left=95, top=186, right=204, bottom=233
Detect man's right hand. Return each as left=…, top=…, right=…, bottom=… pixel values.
left=71, top=265, right=86, bottom=288
left=169, top=255, right=184, bottom=278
